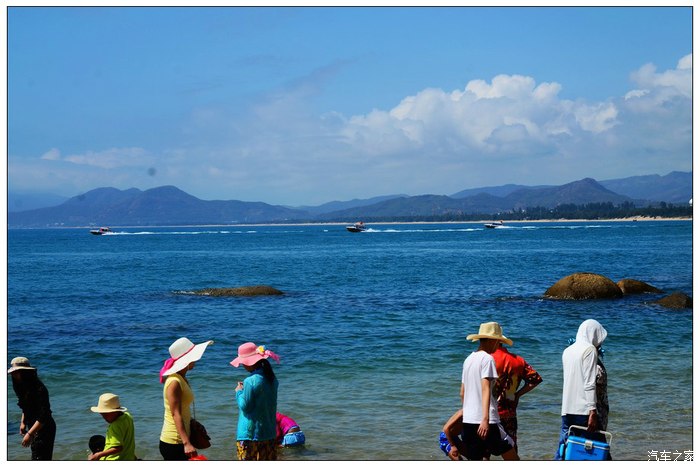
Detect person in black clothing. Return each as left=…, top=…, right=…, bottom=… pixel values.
left=8, top=357, right=56, bottom=460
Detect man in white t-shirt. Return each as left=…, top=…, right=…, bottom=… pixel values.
left=460, top=322, right=519, bottom=461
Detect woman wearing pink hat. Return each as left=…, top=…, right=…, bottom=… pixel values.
left=231, top=342, right=280, bottom=460
left=158, top=337, right=213, bottom=460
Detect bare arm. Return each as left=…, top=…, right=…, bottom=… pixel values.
left=443, top=409, right=464, bottom=461
left=166, top=381, right=196, bottom=456
left=515, top=381, right=538, bottom=401
left=442, top=409, right=463, bottom=444
left=587, top=409, right=598, bottom=432
left=513, top=360, right=543, bottom=406
left=88, top=445, right=123, bottom=460
left=21, top=420, right=43, bottom=447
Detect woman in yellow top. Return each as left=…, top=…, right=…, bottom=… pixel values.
left=158, top=337, right=212, bottom=460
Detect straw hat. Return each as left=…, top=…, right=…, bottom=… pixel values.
left=161, top=337, right=213, bottom=377
left=230, top=342, right=280, bottom=368
left=91, top=393, right=127, bottom=413
left=466, top=322, right=513, bottom=346
left=7, top=356, right=36, bottom=373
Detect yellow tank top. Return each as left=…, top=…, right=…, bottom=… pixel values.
left=160, top=373, right=193, bottom=444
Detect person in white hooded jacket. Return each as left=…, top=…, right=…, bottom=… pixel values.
left=555, top=319, right=608, bottom=460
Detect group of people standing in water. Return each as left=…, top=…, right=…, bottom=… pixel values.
left=440, top=319, right=609, bottom=461
left=9, top=337, right=303, bottom=461
left=158, top=337, right=299, bottom=461
left=9, top=319, right=607, bottom=461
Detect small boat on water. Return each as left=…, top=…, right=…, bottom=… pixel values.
left=346, top=222, right=367, bottom=233
left=484, top=221, right=504, bottom=229
left=90, top=227, right=112, bottom=235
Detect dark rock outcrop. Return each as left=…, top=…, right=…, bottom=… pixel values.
left=544, top=273, right=623, bottom=300
left=193, top=285, right=284, bottom=297
left=616, top=279, right=663, bottom=295
left=653, top=292, right=692, bottom=309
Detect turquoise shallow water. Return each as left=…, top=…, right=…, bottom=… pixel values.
left=6, top=221, right=693, bottom=460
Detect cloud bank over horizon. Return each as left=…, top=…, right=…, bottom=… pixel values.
left=9, top=54, right=692, bottom=206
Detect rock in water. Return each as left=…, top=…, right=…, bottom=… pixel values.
left=193, top=285, right=284, bottom=297
left=616, top=279, right=663, bottom=295
left=653, top=292, right=692, bottom=309
left=544, top=272, right=623, bottom=300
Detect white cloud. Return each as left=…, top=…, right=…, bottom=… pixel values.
left=677, top=54, right=692, bottom=70
left=624, top=89, right=648, bottom=100
left=574, top=102, right=619, bottom=133
left=62, top=147, right=150, bottom=169
left=341, top=72, right=620, bottom=163
left=628, top=53, right=692, bottom=99
left=464, top=74, right=540, bottom=99
left=40, top=148, right=61, bottom=160
left=607, top=55, right=692, bottom=174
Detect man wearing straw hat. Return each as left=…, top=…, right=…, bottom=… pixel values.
left=460, top=322, right=519, bottom=461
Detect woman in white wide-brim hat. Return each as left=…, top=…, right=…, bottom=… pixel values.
left=158, top=337, right=212, bottom=460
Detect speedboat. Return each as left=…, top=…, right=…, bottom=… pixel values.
left=90, top=227, right=112, bottom=235
left=484, top=221, right=504, bottom=229
left=346, top=222, right=367, bottom=233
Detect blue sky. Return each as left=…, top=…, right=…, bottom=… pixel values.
left=7, top=6, right=693, bottom=206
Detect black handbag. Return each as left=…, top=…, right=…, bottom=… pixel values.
left=189, top=402, right=211, bottom=449
left=189, top=419, right=211, bottom=449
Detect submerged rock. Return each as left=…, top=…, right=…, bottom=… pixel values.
left=544, top=272, right=623, bottom=300
left=616, top=279, right=663, bottom=295
left=193, top=285, right=284, bottom=297
left=653, top=292, right=692, bottom=309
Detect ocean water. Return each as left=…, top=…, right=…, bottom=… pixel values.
left=6, top=221, right=693, bottom=461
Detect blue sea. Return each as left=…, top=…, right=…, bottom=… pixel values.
left=6, top=221, right=693, bottom=461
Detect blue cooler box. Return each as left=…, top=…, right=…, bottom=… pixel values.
left=563, top=425, right=612, bottom=461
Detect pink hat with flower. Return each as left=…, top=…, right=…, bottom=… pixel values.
left=230, top=342, right=280, bottom=367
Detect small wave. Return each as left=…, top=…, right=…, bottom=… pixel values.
left=504, top=224, right=612, bottom=230
left=171, top=290, right=198, bottom=295
left=365, top=227, right=481, bottom=233
left=107, top=230, right=257, bottom=236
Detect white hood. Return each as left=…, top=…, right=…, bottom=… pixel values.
left=575, top=319, right=607, bottom=348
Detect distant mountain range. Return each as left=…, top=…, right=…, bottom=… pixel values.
left=293, top=194, right=409, bottom=216
left=599, top=172, right=692, bottom=204
left=323, top=177, right=635, bottom=220
left=7, top=171, right=692, bottom=227
left=449, top=171, right=691, bottom=202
